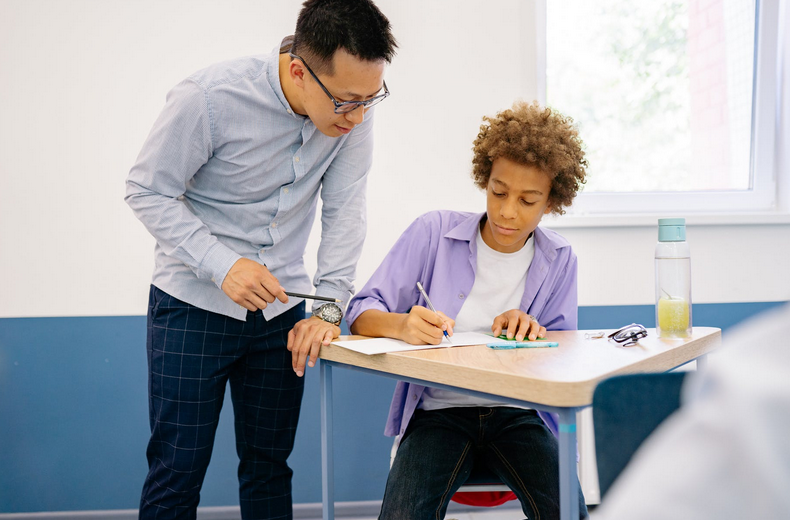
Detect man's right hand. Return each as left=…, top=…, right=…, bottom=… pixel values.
left=221, top=258, right=288, bottom=311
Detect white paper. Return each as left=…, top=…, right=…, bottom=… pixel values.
left=332, top=331, right=497, bottom=355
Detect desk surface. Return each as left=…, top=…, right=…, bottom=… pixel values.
left=320, top=327, right=721, bottom=407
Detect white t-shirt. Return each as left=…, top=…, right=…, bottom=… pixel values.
left=418, top=228, right=535, bottom=410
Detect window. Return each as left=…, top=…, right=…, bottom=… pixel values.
left=544, top=0, right=780, bottom=215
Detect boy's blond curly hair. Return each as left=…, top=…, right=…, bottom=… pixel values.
left=471, top=102, right=587, bottom=215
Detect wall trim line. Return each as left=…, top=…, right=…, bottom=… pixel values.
left=0, top=501, right=522, bottom=520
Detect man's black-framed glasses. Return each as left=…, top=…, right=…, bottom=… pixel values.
left=289, top=52, right=389, bottom=114
left=608, top=323, right=648, bottom=347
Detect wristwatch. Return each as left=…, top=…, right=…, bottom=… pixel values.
left=313, top=302, right=343, bottom=326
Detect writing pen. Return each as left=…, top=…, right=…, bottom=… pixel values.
left=285, top=292, right=342, bottom=303
left=416, top=281, right=452, bottom=344
left=262, top=261, right=340, bottom=303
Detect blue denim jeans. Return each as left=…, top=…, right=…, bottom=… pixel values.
left=379, top=407, right=588, bottom=520
left=140, top=286, right=306, bottom=520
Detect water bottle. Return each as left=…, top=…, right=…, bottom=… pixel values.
left=655, top=218, right=692, bottom=338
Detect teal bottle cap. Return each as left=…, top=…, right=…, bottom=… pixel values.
left=658, top=217, right=686, bottom=242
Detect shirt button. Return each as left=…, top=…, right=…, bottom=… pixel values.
left=211, top=277, right=215, bottom=283
left=412, top=394, right=418, bottom=400
left=287, top=109, right=292, bottom=114
left=260, top=248, right=265, bottom=255
left=294, top=156, right=300, bottom=163
left=271, top=222, right=277, bottom=228
left=458, top=293, right=465, bottom=299
left=283, top=187, right=289, bottom=194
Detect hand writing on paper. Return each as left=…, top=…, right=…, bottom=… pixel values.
left=222, top=258, right=288, bottom=311
left=400, top=306, right=455, bottom=345
left=287, top=317, right=341, bottom=377
left=492, top=310, right=546, bottom=341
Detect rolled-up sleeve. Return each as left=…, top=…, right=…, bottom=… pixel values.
left=124, top=80, right=241, bottom=289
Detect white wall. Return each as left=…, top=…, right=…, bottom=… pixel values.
left=1, top=0, right=788, bottom=318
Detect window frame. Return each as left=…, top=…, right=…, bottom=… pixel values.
left=538, top=0, right=782, bottom=218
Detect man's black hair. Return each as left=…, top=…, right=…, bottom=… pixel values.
left=292, top=0, right=397, bottom=75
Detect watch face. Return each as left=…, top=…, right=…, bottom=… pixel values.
left=322, top=304, right=342, bottom=324
left=317, top=303, right=342, bottom=324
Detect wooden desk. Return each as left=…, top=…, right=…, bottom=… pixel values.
left=318, top=327, right=721, bottom=520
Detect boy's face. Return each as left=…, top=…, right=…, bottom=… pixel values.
left=290, top=49, right=386, bottom=138
left=481, top=157, right=553, bottom=254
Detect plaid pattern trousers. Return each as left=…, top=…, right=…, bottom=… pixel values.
left=140, top=285, right=306, bottom=520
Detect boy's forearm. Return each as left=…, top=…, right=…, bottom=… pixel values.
left=350, top=309, right=406, bottom=340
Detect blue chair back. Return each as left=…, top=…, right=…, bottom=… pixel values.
left=592, top=372, right=688, bottom=498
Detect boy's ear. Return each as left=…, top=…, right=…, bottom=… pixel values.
left=543, top=200, right=554, bottom=215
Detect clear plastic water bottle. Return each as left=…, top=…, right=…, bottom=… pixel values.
left=655, top=218, right=692, bottom=338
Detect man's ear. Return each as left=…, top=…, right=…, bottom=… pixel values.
left=290, top=60, right=307, bottom=88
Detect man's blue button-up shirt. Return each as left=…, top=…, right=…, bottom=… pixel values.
left=126, top=42, right=374, bottom=321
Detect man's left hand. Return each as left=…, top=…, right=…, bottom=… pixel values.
left=287, top=317, right=341, bottom=377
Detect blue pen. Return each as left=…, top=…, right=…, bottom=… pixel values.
left=416, top=281, right=452, bottom=344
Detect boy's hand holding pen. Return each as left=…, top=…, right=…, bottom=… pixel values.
left=400, top=306, right=455, bottom=345
left=404, top=282, right=453, bottom=345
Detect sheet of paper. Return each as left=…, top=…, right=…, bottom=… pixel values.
left=332, top=331, right=496, bottom=355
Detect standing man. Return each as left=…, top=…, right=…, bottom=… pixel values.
left=125, top=1, right=396, bottom=518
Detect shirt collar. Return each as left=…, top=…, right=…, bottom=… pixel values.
left=444, top=212, right=486, bottom=242
left=267, top=36, right=304, bottom=119
left=444, top=211, right=569, bottom=261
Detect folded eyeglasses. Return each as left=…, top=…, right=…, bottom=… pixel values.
left=607, top=323, right=648, bottom=347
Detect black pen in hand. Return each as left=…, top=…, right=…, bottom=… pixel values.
left=284, top=292, right=342, bottom=303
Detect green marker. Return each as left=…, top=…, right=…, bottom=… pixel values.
left=487, top=341, right=558, bottom=349
left=495, top=334, right=547, bottom=341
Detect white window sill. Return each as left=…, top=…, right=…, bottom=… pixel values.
left=542, top=211, right=790, bottom=228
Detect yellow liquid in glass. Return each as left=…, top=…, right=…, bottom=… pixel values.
left=657, top=297, right=689, bottom=335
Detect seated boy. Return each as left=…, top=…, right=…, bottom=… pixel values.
left=345, top=101, right=589, bottom=519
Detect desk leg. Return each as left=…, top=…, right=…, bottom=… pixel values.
left=696, top=353, right=708, bottom=372
left=321, top=361, right=334, bottom=520
left=558, top=408, right=579, bottom=520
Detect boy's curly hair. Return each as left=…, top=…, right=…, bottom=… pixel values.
left=471, top=102, right=587, bottom=215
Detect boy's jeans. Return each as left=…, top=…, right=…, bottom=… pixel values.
left=379, top=406, right=588, bottom=520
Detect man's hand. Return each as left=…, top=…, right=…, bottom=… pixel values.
left=221, top=258, right=288, bottom=311
left=492, top=310, right=546, bottom=341
left=399, top=306, right=455, bottom=345
left=287, top=317, right=341, bottom=377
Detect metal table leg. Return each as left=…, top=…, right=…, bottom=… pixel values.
left=696, top=353, right=708, bottom=372
left=321, top=361, right=334, bottom=520
left=558, top=408, right=579, bottom=520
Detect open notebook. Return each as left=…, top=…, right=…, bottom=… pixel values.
left=332, top=331, right=496, bottom=355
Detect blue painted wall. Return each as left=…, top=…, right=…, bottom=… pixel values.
left=0, top=301, right=785, bottom=513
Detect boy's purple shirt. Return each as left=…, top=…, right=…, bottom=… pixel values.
left=346, top=210, right=579, bottom=438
